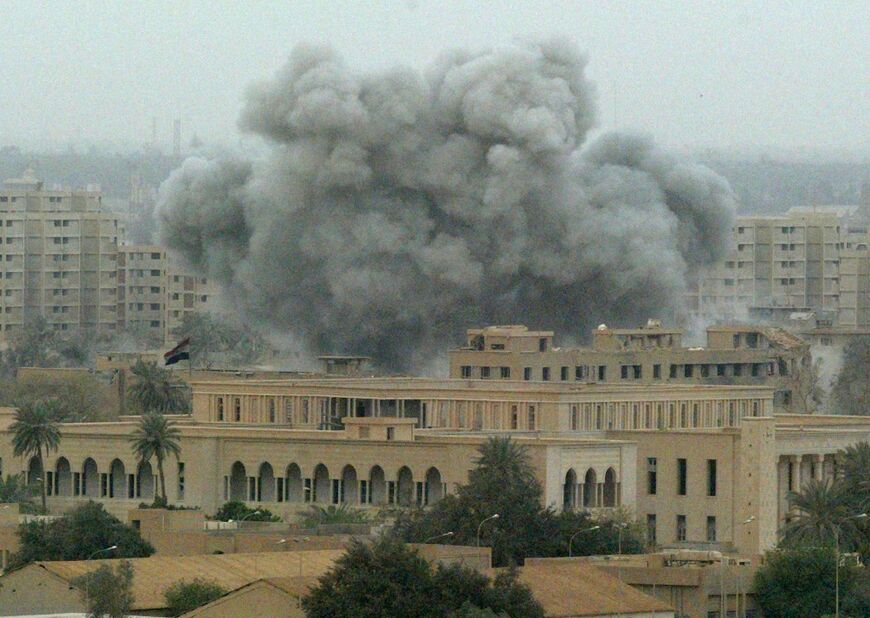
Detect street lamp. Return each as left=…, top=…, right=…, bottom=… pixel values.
left=721, top=516, right=754, bottom=618
left=87, top=545, right=117, bottom=560
left=835, top=513, right=867, bottom=618
left=424, top=531, right=455, bottom=544
left=568, top=525, right=600, bottom=557
left=476, top=514, right=499, bottom=567
left=476, top=514, right=499, bottom=548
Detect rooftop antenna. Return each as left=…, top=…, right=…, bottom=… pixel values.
left=173, top=118, right=182, bottom=159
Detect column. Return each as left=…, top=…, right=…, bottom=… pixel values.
left=812, top=455, right=824, bottom=481
left=790, top=455, right=801, bottom=492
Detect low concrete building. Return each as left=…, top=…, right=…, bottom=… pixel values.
left=0, top=551, right=342, bottom=616
left=537, top=552, right=759, bottom=618
left=500, top=560, right=674, bottom=617
left=179, top=577, right=314, bottom=618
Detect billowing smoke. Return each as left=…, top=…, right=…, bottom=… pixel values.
left=157, top=39, right=736, bottom=370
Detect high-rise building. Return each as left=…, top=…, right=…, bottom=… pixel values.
left=0, top=170, right=120, bottom=338
left=0, top=172, right=218, bottom=346
left=687, top=206, right=870, bottom=327
left=117, top=244, right=218, bottom=345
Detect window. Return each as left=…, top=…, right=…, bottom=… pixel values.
left=677, top=458, right=687, bottom=495
left=676, top=515, right=687, bottom=541
left=150, top=269, right=161, bottom=276
left=621, top=365, right=629, bottom=379
left=234, top=398, right=241, bottom=422
left=528, top=406, right=536, bottom=430
left=560, top=366, right=568, bottom=381
left=538, top=338, right=547, bottom=352
left=480, top=366, right=491, bottom=379
left=707, top=459, right=717, bottom=496
left=684, top=364, right=694, bottom=378
left=461, top=365, right=472, bottom=378
left=177, top=463, right=185, bottom=500
left=490, top=343, right=505, bottom=350
left=217, top=397, right=224, bottom=421
left=653, top=364, right=661, bottom=379
left=669, top=365, right=678, bottom=378
left=647, top=458, right=657, bottom=495
left=647, top=514, right=657, bottom=545
left=575, top=365, right=586, bottom=380
left=386, top=427, right=395, bottom=441
left=523, top=367, right=531, bottom=381
left=268, top=399, right=276, bottom=423
left=570, top=405, right=578, bottom=430
left=542, top=367, right=550, bottom=381
left=706, top=516, right=717, bottom=542
left=597, top=365, right=606, bottom=381
left=511, top=405, right=518, bottom=429
left=500, top=367, right=511, bottom=379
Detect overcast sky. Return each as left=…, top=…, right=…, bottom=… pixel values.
left=1, top=1, right=867, bottom=155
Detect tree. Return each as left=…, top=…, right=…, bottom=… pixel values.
left=127, top=360, right=189, bottom=414
left=3, top=372, right=116, bottom=422
left=10, top=400, right=61, bottom=512
left=794, top=357, right=825, bottom=413
left=172, top=312, right=269, bottom=368
left=832, top=336, right=870, bottom=415
left=129, top=413, right=182, bottom=504
left=0, top=473, right=35, bottom=512
left=838, top=441, right=870, bottom=508
left=754, top=547, right=870, bottom=618
left=9, top=501, right=153, bottom=568
left=212, top=501, right=281, bottom=522
left=301, top=538, right=544, bottom=618
left=397, top=437, right=555, bottom=566
left=164, top=578, right=226, bottom=616
left=782, top=478, right=861, bottom=551
left=396, top=436, right=642, bottom=566
left=301, top=504, right=370, bottom=527
left=72, top=560, right=135, bottom=618
left=1, top=314, right=56, bottom=373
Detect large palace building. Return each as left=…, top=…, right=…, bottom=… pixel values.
left=3, top=359, right=867, bottom=559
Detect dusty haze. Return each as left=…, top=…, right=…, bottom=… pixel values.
left=157, top=39, right=736, bottom=369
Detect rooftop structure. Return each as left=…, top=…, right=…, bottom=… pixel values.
left=449, top=322, right=811, bottom=412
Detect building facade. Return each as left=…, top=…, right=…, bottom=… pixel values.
left=0, top=170, right=121, bottom=338
left=117, top=245, right=218, bottom=345
left=448, top=322, right=811, bottom=412
left=687, top=207, right=870, bottom=328
left=0, top=365, right=867, bottom=559
left=0, top=172, right=218, bottom=346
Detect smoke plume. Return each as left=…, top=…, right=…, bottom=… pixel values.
left=157, top=39, right=736, bottom=370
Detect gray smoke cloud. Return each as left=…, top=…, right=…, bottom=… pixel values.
left=157, top=39, right=736, bottom=370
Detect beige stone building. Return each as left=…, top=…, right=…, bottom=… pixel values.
left=448, top=322, right=811, bottom=412
left=1, top=369, right=868, bottom=560
left=0, top=169, right=121, bottom=339
left=0, top=172, right=219, bottom=347
left=117, top=244, right=218, bottom=346
left=687, top=207, right=870, bottom=328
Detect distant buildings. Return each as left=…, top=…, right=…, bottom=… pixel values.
left=687, top=206, right=870, bottom=328
left=0, top=171, right=218, bottom=346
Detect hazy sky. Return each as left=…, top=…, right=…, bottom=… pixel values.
left=1, top=1, right=867, bottom=154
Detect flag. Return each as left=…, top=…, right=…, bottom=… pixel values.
left=164, top=337, right=191, bottom=366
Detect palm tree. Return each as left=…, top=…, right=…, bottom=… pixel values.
left=782, top=478, right=861, bottom=551
left=838, top=442, right=870, bottom=496
left=129, top=413, right=182, bottom=504
left=127, top=360, right=189, bottom=414
left=10, top=400, right=61, bottom=513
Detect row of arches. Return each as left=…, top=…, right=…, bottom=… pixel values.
left=28, top=456, right=156, bottom=501
left=563, top=467, right=620, bottom=510
left=227, top=462, right=445, bottom=508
